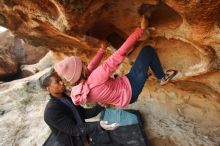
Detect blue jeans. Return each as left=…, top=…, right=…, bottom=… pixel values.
left=126, top=46, right=165, bottom=104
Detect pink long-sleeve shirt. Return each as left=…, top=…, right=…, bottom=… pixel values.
left=87, top=48, right=105, bottom=73
left=71, top=27, right=143, bottom=108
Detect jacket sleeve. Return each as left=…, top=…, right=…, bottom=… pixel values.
left=87, top=27, right=143, bottom=85
left=80, top=105, right=104, bottom=119
left=87, top=48, right=105, bottom=73
left=44, top=103, right=100, bottom=136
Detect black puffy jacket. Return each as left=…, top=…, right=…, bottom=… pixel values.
left=43, top=94, right=104, bottom=146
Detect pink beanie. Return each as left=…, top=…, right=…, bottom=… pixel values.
left=54, top=56, right=82, bottom=84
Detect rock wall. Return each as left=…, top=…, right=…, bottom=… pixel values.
left=0, top=30, right=49, bottom=80
left=0, top=0, right=219, bottom=146
left=0, top=30, right=17, bottom=79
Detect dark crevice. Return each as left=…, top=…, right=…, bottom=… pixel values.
left=149, top=2, right=183, bottom=29
left=86, top=20, right=126, bottom=49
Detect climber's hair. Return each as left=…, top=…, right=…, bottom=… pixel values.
left=42, top=69, right=58, bottom=89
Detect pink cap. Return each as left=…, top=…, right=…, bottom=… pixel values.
left=54, top=56, right=82, bottom=84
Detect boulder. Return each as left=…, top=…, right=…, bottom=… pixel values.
left=0, top=0, right=220, bottom=145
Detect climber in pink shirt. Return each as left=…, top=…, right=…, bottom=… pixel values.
left=54, top=16, right=177, bottom=108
